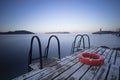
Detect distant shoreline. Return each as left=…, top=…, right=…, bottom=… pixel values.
left=92, top=31, right=120, bottom=37
left=92, top=31, right=120, bottom=34
left=45, top=32, right=70, bottom=34
left=0, top=30, right=34, bottom=35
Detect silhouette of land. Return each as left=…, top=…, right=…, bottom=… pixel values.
left=0, top=30, right=34, bottom=34
left=45, top=32, right=70, bottom=34
left=92, top=31, right=120, bottom=34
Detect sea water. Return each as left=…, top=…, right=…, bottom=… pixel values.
left=0, top=33, right=120, bottom=79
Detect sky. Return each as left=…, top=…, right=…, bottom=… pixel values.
left=0, top=0, right=120, bottom=33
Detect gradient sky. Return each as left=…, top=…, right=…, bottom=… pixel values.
left=0, top=0, right=120, bottom=33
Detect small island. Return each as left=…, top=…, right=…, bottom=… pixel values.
left=92, top=31, right=117, bottom=34
left=92, top=28, right=120, bottom=36
left=0, top=30, right=34, bottom=34
left=92, top=31, right=120, bottom=36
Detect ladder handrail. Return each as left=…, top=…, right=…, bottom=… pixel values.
left=71, top=34, right=90, bottom=53
left=83, top=34, right=90, bottom=48
left=76, top=34, right=85, bottom=49
left=71, top=34, right=85, bottom=53
left=28, top=35, right=43, bottom=71
left=44, top=35, right=61, bottom=59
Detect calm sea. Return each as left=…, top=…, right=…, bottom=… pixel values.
left=0, top=33, right=120, bottom=79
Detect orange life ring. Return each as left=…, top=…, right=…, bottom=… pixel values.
left=78, top=53, right=104, bottom=66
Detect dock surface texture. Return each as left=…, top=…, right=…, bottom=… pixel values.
left=14, top=47, right=120, bottom=80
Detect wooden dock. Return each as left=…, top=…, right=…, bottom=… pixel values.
left=13, top=47, right=120, bottom=80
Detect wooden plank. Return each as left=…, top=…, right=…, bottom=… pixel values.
left=40, top=58, right=79, bottom=80
left=77, top=47, right=98, bottom=56
left=29, top=52, right=81, bottom=70
left=29, top=58, right=60, bottom=70
left=107, top=65, right=119, bottom=80
left=95, top=48, right=104, bottom=54
left=29, top=48, right=91, bottom=70
left=67, top=64, right=91, bottom=80
left=80, top=66, right=100, bottom=80
left=53, top=47, right=100, bottom=80
left=101, top=48, right=110, bottom=56
left=14, top=48, right=93, bottom=80
left=89, top=47, right=100, bottom=53
left=26, top=56, right=78, bottom=80
left=92, top=64, right=110, bottom=80
left=30, top=49, right=102, bottom=77
left=80, top=48, right=111, bottom=80
left=26, top=48, right=98, bottom=80
left=13, top=48, right=120, bottom=80
left=14, top=54, right=79, bottom=80
left=115, top=51, right=120, bottom=66
left=104, top=50, right=113, bottom=63
left=13, top=47, right=105, bottom=80
left=29, top=48, right=87, bottom=70
left=66, top=48, right=107, bottom=80
left=97, top=48, right=106, bottom=55
left=53, top=62, right=83, bottom=80
left=15, top=57, right=76, bottom=80
left=89, top=49, right=111, bottom=80
left=109, top=50, right=117, bottom=65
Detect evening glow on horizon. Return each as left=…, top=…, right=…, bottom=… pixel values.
left=0, top=0, right=120, bottom=33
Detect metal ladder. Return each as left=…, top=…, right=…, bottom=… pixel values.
left=71, top=34, right=90, bottom=53
left=28, top=35, right=61, bottom=71
left=83, top=34, right=90, bottom=48
left=44, top=35, right=61, bottom=59
left=28, top=35, right=43, bottom=71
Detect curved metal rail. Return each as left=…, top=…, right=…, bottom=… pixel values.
left=71, top=34, right=84, bottom=53
left=44, top=35, right=61, bottom=59
left=75, top=34, right=85, bottom=49
left=28, top=35, right=43, bottom=71
left=83, top=34, right=90, bottom=48
left=71, top=34, right=90, bottom=54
